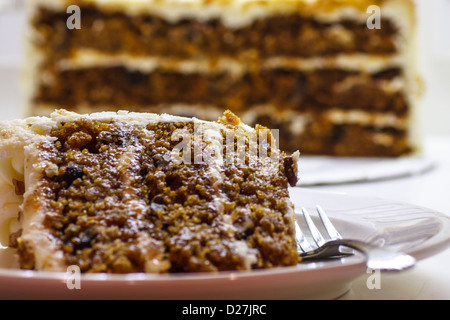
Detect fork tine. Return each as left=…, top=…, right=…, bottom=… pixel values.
left=316, top=205, right=354, bottom=256
left=301, top=207, right=326, bottom=247
left=294, top=219, right=314, bottom=253
left=297, top=205, right=414, bottom=270
left=316, top=205, right=342, bottom=240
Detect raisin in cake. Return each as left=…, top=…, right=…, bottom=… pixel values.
left=25, top=0, right=421, bottom=157
left=0, top=110, right=299, bottom=273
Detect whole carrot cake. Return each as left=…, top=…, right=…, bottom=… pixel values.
left=25, top=0, right=421, bottom=157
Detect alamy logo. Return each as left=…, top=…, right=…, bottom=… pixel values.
left=366, top=268, right=381, bottom=290
left=66, top=5, right=81, bottom=30
left=66, top=265, right=81, bottom=290
left=367, top=5, right=381, bottom=30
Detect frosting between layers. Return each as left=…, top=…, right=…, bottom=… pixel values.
left=0, top=116, right=56, bottom=268
left=57, top=50, right=406, bottom=76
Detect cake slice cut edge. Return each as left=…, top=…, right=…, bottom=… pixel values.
left=0, top=109, right=299, bottom=273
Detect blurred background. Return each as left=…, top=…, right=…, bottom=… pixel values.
left=0, top=0, right=449, bottom=136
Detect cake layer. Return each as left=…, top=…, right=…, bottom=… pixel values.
left=34, top=66, right=408, bottom=114
left=256, top=115, right=411, bottom=157
left=32, top=5, right=399, bottom=60
left=0, top=110, right=299, bottom=273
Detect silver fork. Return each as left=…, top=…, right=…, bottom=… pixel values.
left=295, top=206, right=416, bottom=272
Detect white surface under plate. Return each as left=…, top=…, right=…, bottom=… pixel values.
left=297, top=155, right=436, bottom=186
left=0, top=188, right=449, bottom=300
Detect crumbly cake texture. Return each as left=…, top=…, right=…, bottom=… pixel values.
left=0, top=109, right=299, bottom=273
left=25, top=0, right=421, bottom=157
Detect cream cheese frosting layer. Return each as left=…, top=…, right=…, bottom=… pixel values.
left=56, top=49, right=406, bottom=76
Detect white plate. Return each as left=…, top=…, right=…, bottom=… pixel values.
left=0, top=189, right=449, bottom=300
left=298, top=155, right=436, bottom=186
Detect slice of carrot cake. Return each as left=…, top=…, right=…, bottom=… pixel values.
left=0, top=109, right=299, bottom=273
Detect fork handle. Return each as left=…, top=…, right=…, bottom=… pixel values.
left=301, top=239, right=416, bottom=272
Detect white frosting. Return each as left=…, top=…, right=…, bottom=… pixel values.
left=0, top=122, right=44, bottom=255
left=57, top=49, right=405, bottom=76
left=326, top=109, right=407, bottom=129
left=0, top=187, right=22, bottom=248
left=0, top=156, right=24, bottom=187
left=230, top=240, right=258, bottom=269
left=240, top=105, right=408, bottom=130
